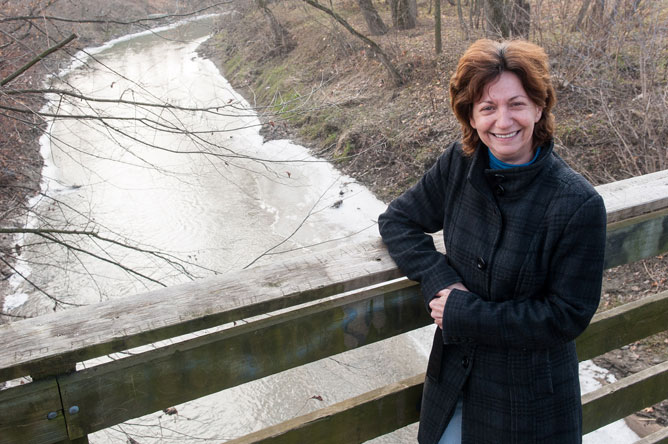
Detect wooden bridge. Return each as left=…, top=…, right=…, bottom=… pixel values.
left=1, top=169, right=668, bottom=444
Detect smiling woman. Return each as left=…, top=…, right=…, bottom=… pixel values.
left=378, top=39, right=607, bottom=444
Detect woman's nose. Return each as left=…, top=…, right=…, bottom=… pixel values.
left=496, top=107, right=513, bottom=128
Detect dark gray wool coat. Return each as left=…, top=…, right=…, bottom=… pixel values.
left=378, top=140, right=607, bottom=444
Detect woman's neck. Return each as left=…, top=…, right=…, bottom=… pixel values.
left=488, top=146, right=541, bottom=169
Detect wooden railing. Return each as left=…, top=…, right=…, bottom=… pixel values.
left=1, top=169, right=668, bottom=444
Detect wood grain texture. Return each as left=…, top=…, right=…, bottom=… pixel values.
left=3, top=205, right=667, bottom=384
left=597, top=169, right=668, bottom=223
left=2, top=170, right=668, bottom=383
left=1, top=170, right=668, bottom=444
left=634, top=427, right=668, bottom=444
left=604, top=207, right=668, bottom=269
left=34, top=287, right=668, bottom=440
left=576, top=290, right=668, bottom=361
left=0, top=377, right=67, bottom=444
left=582, top=360, right=668, bottom=434
left=209, top=359, right=668, bottom=443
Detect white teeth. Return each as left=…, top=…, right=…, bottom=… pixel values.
left=494, top=131, right=519, bottom=139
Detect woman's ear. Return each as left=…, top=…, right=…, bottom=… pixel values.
left=535, top=107, right=543, bottom=123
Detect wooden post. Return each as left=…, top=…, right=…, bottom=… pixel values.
left=34, top=364, right=90, bottom=444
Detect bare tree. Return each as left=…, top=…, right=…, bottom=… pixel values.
left=430, top=0, right=456, bottom=13
left=356, top=0, right=388, bottom=35
left=455, top=0, right=468, bottom=38
left=572, top=0, right=594, bottom=31
left=255, top=0, right=296, bottom=55
left=484, top=0, right=530, bottom=38
left=434, top=0, right=442, bottom=54
left=390, top=0, right=416, bottom=30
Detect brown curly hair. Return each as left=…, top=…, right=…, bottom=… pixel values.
left=449, top=39, right=556, bottom=156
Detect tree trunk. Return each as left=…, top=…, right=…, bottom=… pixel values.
left=408, top=0, right=418, bottom=19
left=255, top=0, right=296, bottom=55
left=485, top=0, right=509, bottom=37
left=356, top=0, right=388, bottom=35
left=434, top=0, right=442, bottom=54
left=586, top=0, right=606, bottom=34
left=510, top=0, right=530, bottom=38
left=390, top=0, right=416, bottom=29
left=572, top=0, right=593, bottom=31
left=456, top=0, right=468, bottom=38
left=484, top=0, right=529, bottom=38
left=592, top=0, right=606, bottom=23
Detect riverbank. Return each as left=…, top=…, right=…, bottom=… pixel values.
left=198, top=1, right=668, bottom=435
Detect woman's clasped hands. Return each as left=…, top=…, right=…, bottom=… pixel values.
left=428, top=282, right=468, bottom=329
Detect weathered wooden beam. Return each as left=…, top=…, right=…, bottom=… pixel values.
left=55, top=279, right=429, bottom=438
left=576, top=290, right=668, bottom=362
left=0, top=377, right=68, bottom=444
left=634, top=427, right=668, bottom=444
left=597, top=169, right=668, bottom=224
left=604, top=207, right=668, bottom=269
left=0, top=239, right=405, bottom=382
left=224, top=373, right=424, bottom=444
left=582, top=360, right=668, bottom=434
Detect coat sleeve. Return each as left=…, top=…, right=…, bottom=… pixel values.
left=442, top=193, right=607, bottom=349
left=378, top=146, right=463, bottom=307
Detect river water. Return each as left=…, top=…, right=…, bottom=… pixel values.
left=3, top=15, right=434, bottom=443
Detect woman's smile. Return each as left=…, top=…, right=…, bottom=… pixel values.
left=493, top=130, right=519, bottom=139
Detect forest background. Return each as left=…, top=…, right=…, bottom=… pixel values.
left=0, top=0, right=667, bottom=435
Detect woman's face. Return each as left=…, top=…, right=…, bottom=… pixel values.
left=470, top=71, right=543, bottom=165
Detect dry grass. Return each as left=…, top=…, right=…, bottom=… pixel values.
left=210, top=0, right=667, bottom=199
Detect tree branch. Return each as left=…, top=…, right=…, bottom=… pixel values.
left=0, top=33, right=77, bottom=87
left=0, top=255, right=81, bottom=308
left=32, top=230, right=167, bottom=287
left=0, top=2, right=232, bottom=26
left=299, top=0, right=403, bottom=86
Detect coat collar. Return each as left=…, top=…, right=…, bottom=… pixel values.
left=466, top=140, right=555, bottom=200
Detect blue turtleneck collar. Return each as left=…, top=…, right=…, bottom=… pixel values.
left=488, top=146, right=542, bottom=169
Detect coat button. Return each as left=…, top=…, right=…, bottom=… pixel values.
left=462, top=356, right=470, bottom=368
left=495, top=184, right=505, bottom=196
left=476, top=257, right=487, bottom=270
